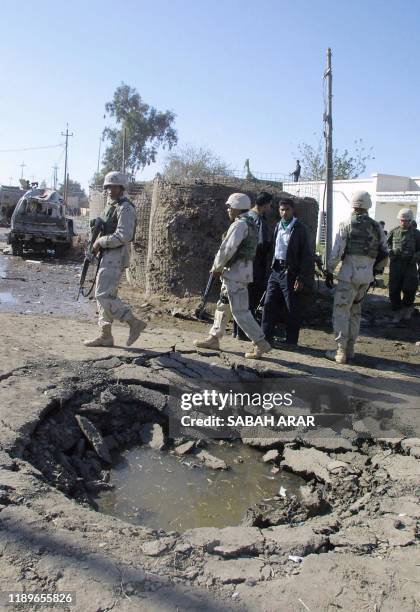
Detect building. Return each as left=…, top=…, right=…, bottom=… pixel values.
left=283, top=173, right=420, bottom=243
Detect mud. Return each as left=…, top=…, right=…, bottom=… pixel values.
left=0, top=241, right=419, bottom=611
left=0, top=228, right=92, bottom=319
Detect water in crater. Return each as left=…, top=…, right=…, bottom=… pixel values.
left=96, top=443, right=304, bottom=531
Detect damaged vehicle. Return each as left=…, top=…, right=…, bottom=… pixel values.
left=8, top=187, right=75, bottom=257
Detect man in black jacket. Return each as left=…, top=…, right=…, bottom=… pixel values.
left=262, top=198, right=313, bottom=346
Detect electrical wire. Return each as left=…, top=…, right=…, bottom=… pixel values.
left=0, top=143, right=64, bottom=153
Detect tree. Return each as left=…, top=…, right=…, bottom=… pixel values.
left=163, top=144, right=231, bottom=180
left=295, top=138, right=374, bottom=181
left=100, top=83, right=177, bottom=180
left=59, top=179, right=86, bottom=198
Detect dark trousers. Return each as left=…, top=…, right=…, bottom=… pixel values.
left=262, top=266, right=303, bottom=344
left=389, top=260, right=418, bottom=310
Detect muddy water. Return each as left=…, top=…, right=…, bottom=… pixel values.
left=0, top=231, right=94, bottom=319
left=97, top=444, right=304, bottom=531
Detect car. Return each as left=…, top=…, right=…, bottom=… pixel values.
left=8, top=187, right=75, bottom=257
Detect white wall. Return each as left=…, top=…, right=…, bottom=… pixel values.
left=376, top=174, right=411, bottom=191
left=285, top=173, right=420, bottom=242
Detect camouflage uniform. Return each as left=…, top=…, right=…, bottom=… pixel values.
left=95, top=196, right=136, bottom=327
left=387, top=225, right=420, bottom=311
left=209, top=215, right=265, bottom=343
left=327, top=211, right=388, bottom=355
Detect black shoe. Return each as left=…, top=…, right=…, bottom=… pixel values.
left=272, top=338, right=298, bottom=349
left=237, top=329, right=251, bottom=342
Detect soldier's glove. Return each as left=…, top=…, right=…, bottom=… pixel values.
left=325, top=271, right=334, bottom=289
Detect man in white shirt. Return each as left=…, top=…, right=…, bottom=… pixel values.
left=194, top=192, right=272, bottom=359
left=262, top=198, right=313, bottom=346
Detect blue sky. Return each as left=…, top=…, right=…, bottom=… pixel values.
left=0, top=0, right=419, bottom=190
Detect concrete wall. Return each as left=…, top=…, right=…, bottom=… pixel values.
left=129, top=178, right=318, bottom=298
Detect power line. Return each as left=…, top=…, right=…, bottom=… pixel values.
left=0, top=143, right=64, bottom=153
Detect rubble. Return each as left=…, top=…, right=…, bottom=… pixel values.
left=262, top=449, right=279, bottom=463
left=211, top=527, right=265, bottom=557
left=139, top=423, right=165, bottom=450
left=75, top=415, right=111, bottom=463
left=174, top=440, right=195, bottom=455
left=265, top=525, right=327, bottom=557
left=281, top=447, right=332, bottom=483
left=195, top=449, right=228, bottom=470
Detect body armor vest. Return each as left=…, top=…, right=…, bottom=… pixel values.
left=101, top=197, right=135, bottom=237
left=227, top=215, right=259, bottom=266
left=390, top=226, right=416, bottom=259
left=345, top=213, right=380, bottom=259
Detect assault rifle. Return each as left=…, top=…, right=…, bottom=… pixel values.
left=77, top=217, right=104, bottom=300
left=195, top=272, right=215, bottom=320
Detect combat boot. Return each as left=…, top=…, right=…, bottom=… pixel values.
left=244, top=338, right=272, bottom=360
left=325, top=347, right=347, bottom=364
left=194, top=335, right=220, bottom=350
left=84, top=324, right=114, bottom=347
left=126, top=316, right=147, bottom=347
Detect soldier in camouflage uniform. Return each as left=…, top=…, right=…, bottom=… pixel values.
left=325, top=191, right=388, bottom=364
left=194, top=193, right=272, bottom=359
left=84, top=172, right=146, bottom=348
left=387, top=208, right=420, bottom=322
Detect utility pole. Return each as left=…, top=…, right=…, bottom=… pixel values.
left=324, top=48, right=333, bottom=263
left=52, top=164, right=59, bottom=190
left=19, top=162, right=26, bottom=179
left=61, top=123, right=73, bottom=204
left=8, top=177, right=13, bottom=186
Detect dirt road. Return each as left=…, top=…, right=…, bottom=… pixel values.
left=0, top=235, right=419, bottom=611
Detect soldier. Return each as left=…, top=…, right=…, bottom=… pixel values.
left=84, top=171, right=146, bottom=348
left=387, top=208, right=420, bottom=322
left=194, top=192, right=272, bottom=359
left=325, top=191, right=388, bottom=364
left=233, top=191, right=272, bottom=340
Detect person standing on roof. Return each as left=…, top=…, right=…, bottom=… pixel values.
left=84, top=171, right=146, bottom=348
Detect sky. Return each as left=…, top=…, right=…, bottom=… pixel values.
left=0, top=0, right=419, bottom=191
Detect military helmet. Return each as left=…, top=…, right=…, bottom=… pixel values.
left=103, top=171, right=128, bottom=189
left=397, top=208, right=414, bottom=221
left=226, top=192, right=251, bottom=210
left=351, top=191, right=372, bottom=210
